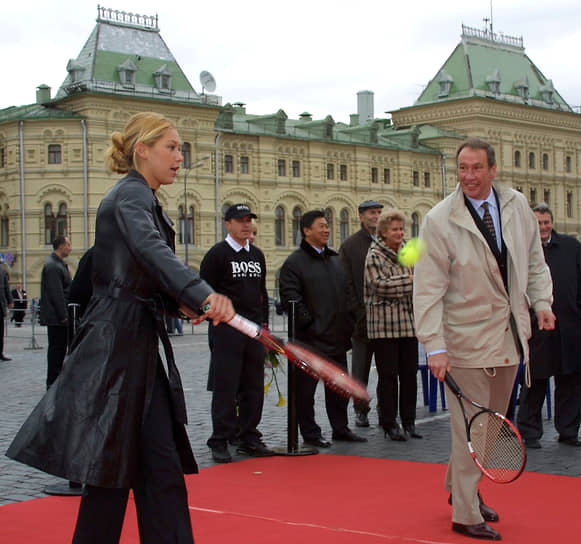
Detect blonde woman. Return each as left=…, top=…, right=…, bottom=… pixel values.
left=8, top=112, right=234, bottom=543
left=364, top=208, right=420, bottom=441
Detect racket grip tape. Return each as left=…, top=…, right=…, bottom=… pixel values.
left=199, top=303, right=261, bottom=339
left=444, top=372, right=462, bottom=395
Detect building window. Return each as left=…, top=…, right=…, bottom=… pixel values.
left=411, top=212, right=420, bottom=238
left=339, top=164, right=347, bottom=181
left=516, top=186, right=523, bottom=193
left=181, top=143, right=192, bottom=169
left=0, top=208, right=8, bottom=247
left=154, top=64, right=173, bottom=91
left=277, top=159, right=286, bottom=177
left=48, top=144, right=62, bottom=164
left=274, top=206, right=285, bottom=246
left=0, top=147, right=5, bottom=168
left=340, top=208, right=349, bottom=243
left=44, top=203, right=56, bottom=244
left=529, top=152, right=535, bottom=169
left=56, top=203, right=68, bottom=237
left=383, top=168, right=390, bottom=184
left=530, top=188, right=537, bottom=205
left=567, top=191, right=573, bottom=218
left=566, top=156, right=572, bottom=173
left=240, top=156, right=249, bottom=174
left=544, top=189, right=551, bottom=206
left=324, top=208, right=334, bottom=247
left=292, top=160, right=300, bottom=177
left=179, top=205, right=194, bottom=245
left=371, top=167, right=378, bottom=184
left=412, top=171, right=419, bottom=187
left=326, top=163, right=334, bottom=180
left=292, top=206, right=302, bottom=246
left=542, top=153, right=549, bottom=171
left=514, top=150, right=521, bottom=168
left=224, top=155, right=233, bottom=173
left=221, top=203, right=231, bottom=239
left=424, top=172, right=431, bottom=188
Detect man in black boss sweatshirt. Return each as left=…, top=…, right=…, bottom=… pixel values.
left=201, top=204, right=273, bottom=463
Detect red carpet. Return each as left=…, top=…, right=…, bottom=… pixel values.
left=1, top=455, right=579, bottom=543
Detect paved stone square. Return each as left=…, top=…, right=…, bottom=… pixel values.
left=0, top=317, right=578, bottom=506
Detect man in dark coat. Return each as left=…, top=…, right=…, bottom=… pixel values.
left=11, top=282, right=27, bottom=327
left=279, top=209, right=366, bottom=448
left=39, top=235, right=72, bottom=388
left=517, top=203, right=581, bottom=447
left=339, top=199, right=383, bottom=427
left=0, top=259, right=13, bottom=360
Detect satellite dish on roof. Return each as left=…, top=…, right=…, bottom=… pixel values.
left=200, top=71, right=216, bottom=93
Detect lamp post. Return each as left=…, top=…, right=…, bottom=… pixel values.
left=183, top=155, right=210, bottom=266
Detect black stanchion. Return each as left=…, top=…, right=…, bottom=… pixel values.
left=24, top=306, right=42, bottom=350
left=273, top=300, right=317, bottom=456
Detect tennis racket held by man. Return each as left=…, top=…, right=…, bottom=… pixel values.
left=444, top=372, right=526, bottom=484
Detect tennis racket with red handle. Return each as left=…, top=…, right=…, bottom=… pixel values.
left=203, top=306, right=369, bottom=404
left=444, top=372, right=526, bottom=484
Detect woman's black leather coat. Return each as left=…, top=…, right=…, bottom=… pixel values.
left=7, top=170, right=213, bottom=487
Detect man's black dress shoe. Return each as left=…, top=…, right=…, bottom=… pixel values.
left=304, top=437, right=331, bottom=448
left=236, top=441, right=276, bottom=457
left=448, top=493, right=499, bottom=523
left=210, top=444, right=232, bottom=463
left=452, top=522, right=501, bottom=540
left=355, top=412, right=370, bottom=427
left=525, top=438, right=541, bottom=449
left=558, top=436, right=581, bottom=446
left=384, top=425, right=407, bottom=441
left=0, top=355, right=11, bottom=361
left=332, top=428, right=367, bottom=442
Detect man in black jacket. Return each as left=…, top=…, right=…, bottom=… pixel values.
left=40, top=236, right=72, bottom=388
left=339, top=200, right=383, bottom=427
left=0, top=259, right=13, bottom=360
left=517, top=203, right=581, bottom=448
left=279, top=210, right=366, bottom=448
left=201, top=204, right=274, bottom=463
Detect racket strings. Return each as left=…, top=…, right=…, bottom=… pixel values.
left=469, top=411, right=525, bottom=483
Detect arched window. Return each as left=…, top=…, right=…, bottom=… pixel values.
left=44, top=203, right=56, bottom=245
left=292, top=206, right=302, bottom=246
left=56, top=203, right=68, bottom=237
left=514, top=150, right=521, bottom=168
left=411, top=212, right=420, bottom=238
left=324, top=207, right=334, bottom=247
left=542, top=153, right=549, bottom=171
left=181, top=142, right=192, bottom=169
left=221, top=203, right=231, bottom=239
left=340, top=208, right=349, bottom=243
left=0, top=206, right=8, bottom=248
left=529, top=152, right=535, bottom=169
left=178, top=205, right=194, bottom=245
left=274, top=206, right=285, bottom=247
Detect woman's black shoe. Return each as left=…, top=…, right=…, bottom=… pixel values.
left=403, top=425, right=423, bottom=439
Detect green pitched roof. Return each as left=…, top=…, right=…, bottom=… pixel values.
left=0, top=103, right=82, bottom=123
left=54, top=7, right=213, bottom=105
left=416, top=25, right=572, bottom=112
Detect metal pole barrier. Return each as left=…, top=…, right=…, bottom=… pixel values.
left=67, top=303, right=81, bottom=352
left=273, top=299, right=317, bottom=456
left=25, top=304, right=42, bottom=350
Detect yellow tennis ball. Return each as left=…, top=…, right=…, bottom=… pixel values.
left=398, top=237, right=426, bottom=267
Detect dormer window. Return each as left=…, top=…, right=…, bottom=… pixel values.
left=154, top=64, right=173, bottom=92
left=118, top=59, right=137, bottom=88
left=515, top=76, right=529, bottom=101
left=66, top=59, right=85, bottom=83
left=540, top=80, right=554, bottom=104
left=438, top=70, right=453, bottom=98
left=486, top=69, right=501, bottom=95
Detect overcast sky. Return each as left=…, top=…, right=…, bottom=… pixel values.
left=2, top=1, right=580, bottom=122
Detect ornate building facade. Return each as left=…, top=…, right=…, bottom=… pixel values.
left=0, top=10, right=579, bottom=296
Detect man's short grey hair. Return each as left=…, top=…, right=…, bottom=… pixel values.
left=532, top=202, right=553, bottom=222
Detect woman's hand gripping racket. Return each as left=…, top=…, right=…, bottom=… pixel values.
left=201, top=305, right=369, bottom=404
left=444, top=373, right=526, bottom=484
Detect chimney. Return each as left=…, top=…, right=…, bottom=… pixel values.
left=357, top=90, right=374, bottom=124
left=349, top=113, right=359, bottom=127
left=36, top=84, right=51, bottom=104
